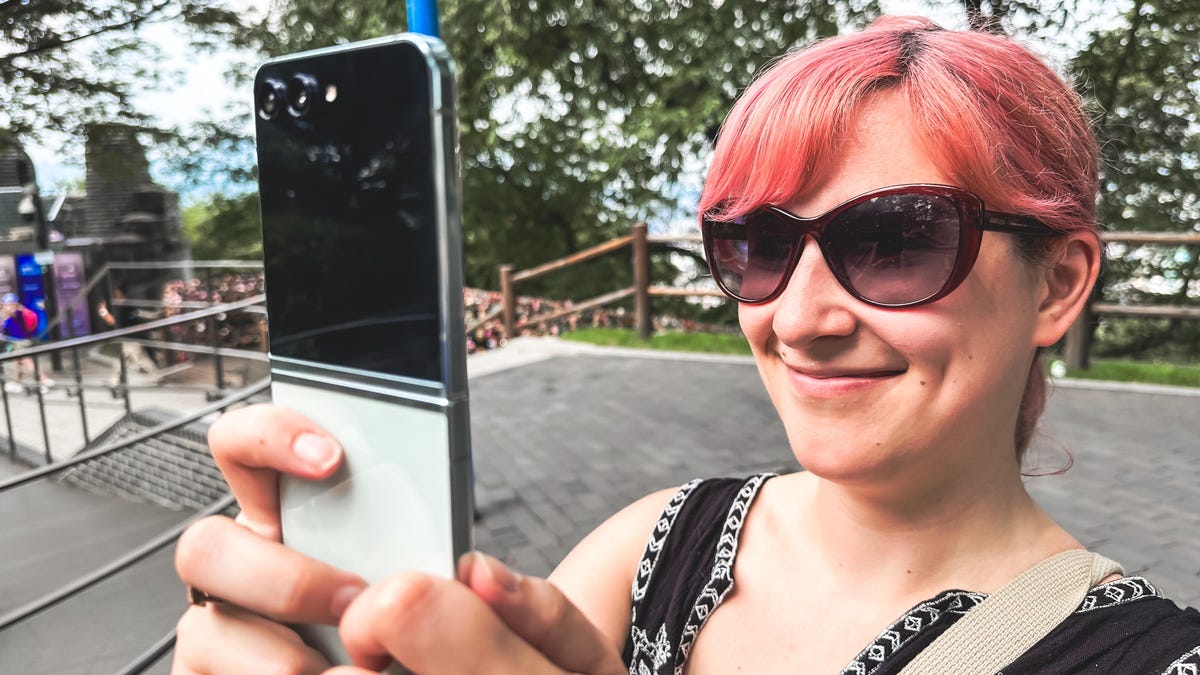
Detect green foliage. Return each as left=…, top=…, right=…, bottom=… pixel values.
left=1062, top=357, right=1200, bottom=388
left=0, top=1, right=244, bottom=143
left=6, top=0, right=1197, bottom=361
left=182, top=193, right=263, bottom=260
left=242, top=0, right=878, bottom=293
left=1070, top=1, right=1200, bottom=358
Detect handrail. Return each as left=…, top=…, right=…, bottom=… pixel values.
left=510, top=235, right=634, bottom=283
left=115, top=630, right=177, bottom=675
left=0, top=294, right=265, bottom=364
left=0, top=378, right=269, bottom=494
left=37, top=259, right=263, bottom=344
left=465, top=304, right=504, bottom=335
left=106, top=260, right=263, bottom=271
left=519, top=287, right=635, bottom=329
left=1100, top=232, right=1200, bottom=245
left=0, top=492, right=237, bottom=631
left=498, top=223, right=657, bottom=338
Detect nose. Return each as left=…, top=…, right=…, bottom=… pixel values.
left=769, top=236, right=859, bottom=345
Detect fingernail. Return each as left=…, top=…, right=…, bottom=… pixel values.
left=484, top=554, right=521, bottom=593
left=457, top=551, right=481, bottom=583
left=330, top=582, right=365, bottom=620
left=293, top=433, right=339, bottom=471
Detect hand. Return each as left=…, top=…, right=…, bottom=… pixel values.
left=173, top=405, right=368, bottom=674
left=329, top=552, right=626, bottom=675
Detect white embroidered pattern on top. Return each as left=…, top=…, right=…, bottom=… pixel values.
left=672, top=473, right=772, bottom=675
left=1077, top=576, right=1160, bottom=613
left=627, top=478, right=701, bottom=675
left=843, top=577, right=1162, bottom=675
left=1159, top=644, right=1200, bottom=675
left=842, top=591, right=986, bottom=675
left=631, top=479, right=701, bottom=606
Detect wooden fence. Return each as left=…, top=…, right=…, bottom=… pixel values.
left=1063, top=231, right=1200, bottom=369
left=495, top=224, right=1200, bottom=366
left=495, top=223, right=721, bottom=339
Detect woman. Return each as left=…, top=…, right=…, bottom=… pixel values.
left=172, top=16, right=1200, bottom=674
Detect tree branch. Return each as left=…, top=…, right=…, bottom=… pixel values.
left=0, top=0, right=176, bottom=62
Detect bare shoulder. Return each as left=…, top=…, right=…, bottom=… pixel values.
left=548, top=486, right=680, bottom=650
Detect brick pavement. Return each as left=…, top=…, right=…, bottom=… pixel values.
left=2, top=338, right=1198, bottom=673
left=468, top=341, right=1200, bottom=608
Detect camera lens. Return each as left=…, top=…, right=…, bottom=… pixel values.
left=257, top=78, right=287, bottom=120
left=287, top=74, right=319, bottom=118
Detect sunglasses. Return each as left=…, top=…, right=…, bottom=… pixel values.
left=701, top=184, right=1061, bottom=308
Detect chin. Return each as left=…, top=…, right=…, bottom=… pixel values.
left=786, top=431, right=909, bottom=485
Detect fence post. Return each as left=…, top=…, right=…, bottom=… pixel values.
left=499, top=264, right=515, bottom=339
left=632, top=222, right=651, bottom=339
left=1063, top=305, right=1092, bottom=371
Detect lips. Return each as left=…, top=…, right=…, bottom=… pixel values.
left=782, top=361, right=906, bottom=398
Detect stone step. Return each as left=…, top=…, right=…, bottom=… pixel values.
left=58, top=408, right=227, bottom=511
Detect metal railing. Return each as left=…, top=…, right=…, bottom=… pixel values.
left=0, top=379, right=265, bottom=673
left=1, top=294, right=266, bottom=464
left=0, top=274, right=270, bottom=673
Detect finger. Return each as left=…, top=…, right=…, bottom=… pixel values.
left=173, top=603, right=329, bottom=675
left=461, top=553, right=625, bottom=675
left=339, top=572, right=561, bottom=674
left=176, top=515, right=366, bottom=625
left=207, top=404, right=344, bottom=540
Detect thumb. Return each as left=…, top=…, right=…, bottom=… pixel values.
left=459, top=553, right=625, bottom=675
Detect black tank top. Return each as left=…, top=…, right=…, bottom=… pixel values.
left=622, top=474, right=1200, bottom=675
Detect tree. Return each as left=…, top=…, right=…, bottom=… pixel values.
left=182, top=192, right=263, bottom=260
left=1069, top=1, right=1200, bottom=360
left=0, top=1, right=245, bottom=143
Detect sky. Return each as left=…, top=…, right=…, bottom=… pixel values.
left=24, top=0, right=1124, bottom=204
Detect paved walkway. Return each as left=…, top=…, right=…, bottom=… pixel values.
left=467, top=339, right=1200, bottom=608
left=1, top=337, right=1197, bottom=673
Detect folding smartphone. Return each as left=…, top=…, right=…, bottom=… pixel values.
left=254, top=34, right=472, bottom=661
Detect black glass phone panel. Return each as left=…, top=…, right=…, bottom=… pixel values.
left=256, top=42, right=442, bottom=384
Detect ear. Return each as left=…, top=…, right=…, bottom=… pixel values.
left=1032, top=232, right=1101, bottom=347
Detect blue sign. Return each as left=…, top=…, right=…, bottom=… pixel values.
left=15, top=253, right=47, bottom=335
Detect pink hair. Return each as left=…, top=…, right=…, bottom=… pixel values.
left=703, top=16, right=1100, bottom=459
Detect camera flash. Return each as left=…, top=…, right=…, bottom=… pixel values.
left=325, top=85, right=338, bottom=103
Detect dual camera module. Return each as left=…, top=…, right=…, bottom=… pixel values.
left=258, top=74, right=334, bottom=121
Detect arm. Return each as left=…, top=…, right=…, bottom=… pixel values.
left=549, top=487, right=679, bottom=650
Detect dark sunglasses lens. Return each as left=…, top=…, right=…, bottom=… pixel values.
left=829, top=194, right=963, bottom=305
left=707, top=214, right=797, bottom=301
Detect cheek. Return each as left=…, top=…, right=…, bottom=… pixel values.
left=738, top=302, right=773, bottom=350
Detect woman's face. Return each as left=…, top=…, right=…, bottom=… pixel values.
left=738, top=93, right=1048, bottom=490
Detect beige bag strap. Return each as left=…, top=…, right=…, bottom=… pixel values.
left=897, top=550, right=1123, bottom=675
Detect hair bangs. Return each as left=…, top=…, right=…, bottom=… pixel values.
left=699, top=34, right=907, bottom=221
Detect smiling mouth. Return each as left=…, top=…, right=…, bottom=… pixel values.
left=783, top=365, right=906, bottom=397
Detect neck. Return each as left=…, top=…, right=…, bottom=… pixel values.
left=787, top=454, right=1074, bottom=598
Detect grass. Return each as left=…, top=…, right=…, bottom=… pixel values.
left=560, top=328, right=1200, bottom=389
left=1061, top=358, right=1200, bottom=389
left=559, top=327, right=753, bottom=356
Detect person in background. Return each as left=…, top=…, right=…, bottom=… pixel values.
left=1, top=292, right=52, bottom=394
left=96, top=285, right=161, bottom=391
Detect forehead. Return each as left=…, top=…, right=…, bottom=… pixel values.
left=783, top=92, right=953, bottom=218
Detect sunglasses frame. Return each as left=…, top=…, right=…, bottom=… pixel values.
left=701, top=184, right=1062, bottom=308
